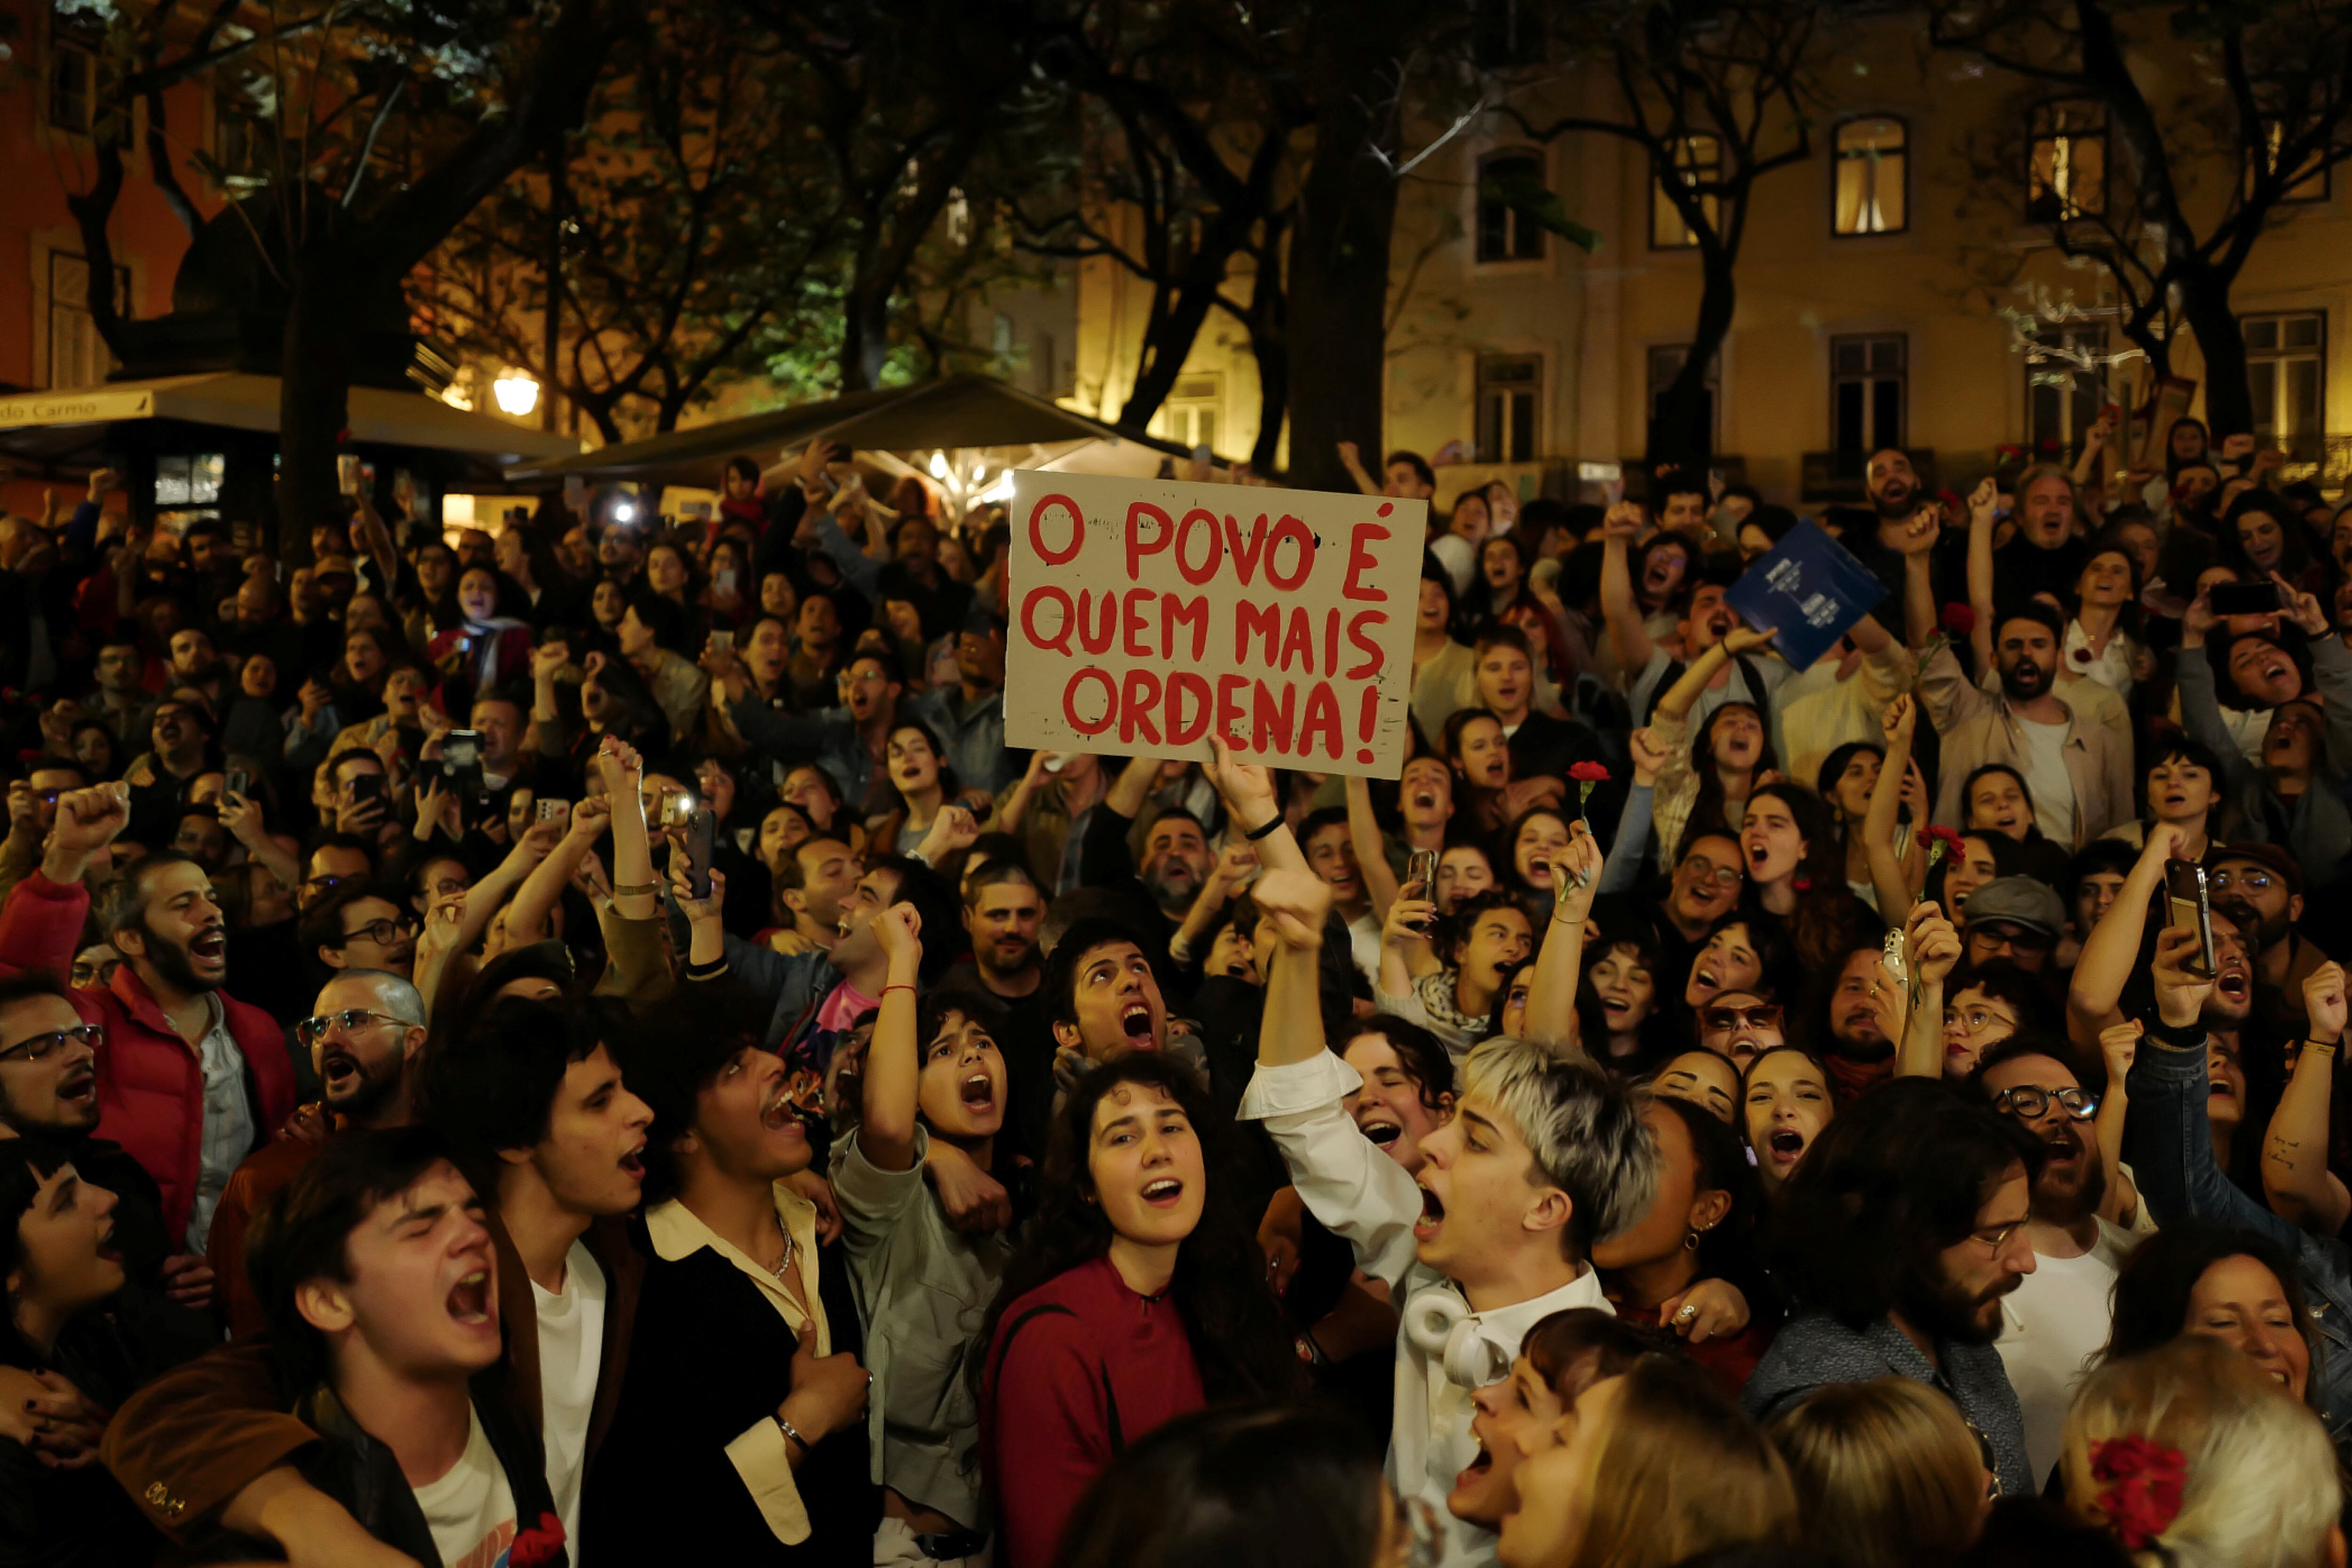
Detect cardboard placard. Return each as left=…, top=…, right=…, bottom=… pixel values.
left=1004, top=471, right=1427, bottom=778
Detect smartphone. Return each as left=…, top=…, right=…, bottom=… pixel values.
left=712, top=566, right=738, bottom=597
left=537, top=797, right=571, bottom=827
left=2166, top=860, right=2217, bottom=980
left=336, top=455, right=362, bottom=497
left=1405, top=848, right=1439, bottom=898
left=1405, top=848, right=1440, bottom=932
left=662, top=789, right=695, bottom=828
left=684, top=807, right=717, bottom=900
left=442, top=730, right=482, bottom=770
left=349, top=773, right=385, bottom=805
left=709, top=628, right=735, bottom=654
left=224, top=769, right=249, bottom=800
left=2209, top=581, right=2282, bottom=618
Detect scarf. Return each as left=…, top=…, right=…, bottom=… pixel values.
left=1415, top=968, right=1488, bottom=1052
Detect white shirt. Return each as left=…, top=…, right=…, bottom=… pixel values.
left=1348, top=910, right=1383, bottom=989
left=2017, top=713, right=2079, bottom=849
left=1995, top=1217, right=2137, bottom=1481
left=1240, top=1051, right=1611, bottom=1568
left=2062, top=620, right=2137, bottom=694
left=410, top=1404, right=518, bottom=1568
left=530, top=1238, right=607, bottom=1553
left=186, top=995, right=254, bottom=1253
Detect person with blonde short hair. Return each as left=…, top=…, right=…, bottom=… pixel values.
left=1767, top=1377, right=1989, bottom=1568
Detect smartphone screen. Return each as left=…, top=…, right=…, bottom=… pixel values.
left=225, top=769, right=250, bottom=800
left=2165, top=861, right=2217, bottom=979
left=685, top=808, right=716, bottom=900
left=709, top=628, right=735, bottom=653
left=350, top=773, right=385, bottom=804
left=1406, top=848, right=1438, bottom=897
left=443, top=731, right=482, bottom=769
left=2209, top=581, right=2283, bottom=618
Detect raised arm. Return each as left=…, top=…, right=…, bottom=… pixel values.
left=1254, top=868, right=1334, bottom=1067
left=2172, top=590, right=2257, bottom=794
left=1344, top=774, right=1401, bottom=916
left=2262, top=962, right=2352, bottom=1235
left=502, top=805, right=603, bottom=946
left=1336, top=441, right=1383, bottom=497
left=856, top=905, right=928, bottom=1174
left=1896, top=508, right=1940, bottom=652
left=1521, top=822, right=1603, bottom=1051
left=1655, top=626, right=1775, bottom=723
left=1894, top=901, right=1961, bottom=1079
left=1964, top=480, right=1998, bottom=672
left=1865, top=694, right=1923, bottom=918
left=1205, top=738, right=1306, bottom=874
left=2093, top=1021, right=2141, bottom=1228
left=1375, top=890, right=1431, bottom=1003
left=1598, top=729, right=1665, bottom=896
left=1598, top=503, right=1658, bottom=673
left=592, top=735, right=660, bottom=922
left=2067, top=821, right=2186, bottom=1047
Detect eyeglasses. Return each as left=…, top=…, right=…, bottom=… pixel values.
left=1945, top=1005, right=2018, bottom=1035
left=295, top=1009, right=407, bottom=1045
left=1964, top=1418, right=2004, bottom=1501
left=1993, top=1085, right=2099, bottom=1121
left=1968, top=924, right=2053, bottom=954
left=1969, top=1217, right=2030, bottom=1252
left=2209, top=868, right=2276, bottom=893
left=0, top=1024, right=104, bottom=1064
left=340, top=917, right=414, bottom=948
left=1701, top=1004, right=1783, bottom=1033
left=1681, top=860, right=1742, bottom=888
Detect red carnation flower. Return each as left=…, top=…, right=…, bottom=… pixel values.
left=2073, top=646, right=2093, bottom=663
left=1939, top=604, right=1976, bottom=636
left=2090, top=1438, right=2185, bottom=1551
left=511, top=1513, right=568, bottom=1568
left=1568, top=761, right=1611, bottom=784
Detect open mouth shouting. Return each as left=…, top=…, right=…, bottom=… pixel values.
left=1414, top=1182, right=1446, bottom=1242
left=1692, top=965, right=1724, bottom=1000
left=758, top=1084, right=807, bottom=1137
left=321, top=1051, right=361, bottom=1090
left=1764, top=1126, right=1808, bottom=1172
left=95, top=1218, right=122, bottom=1266
left=1357, top=1112, right=1403, bottom=1148
left=188, top=925, right=229, bottom=970
left=56, top=1063, right=96, bottom=1107
left=1705, top=612, right=1734, bottom=641
left=1140, top=1175, right=1185, bottom=1209
left=2214, top=965, right=2251, bottom=1006
left=618, top=1139, right=648, bottom=1183
left=1410, top=785, right=1439, bottom=812
left=1120, top=1003, right=1156, bottom=1049
left=959, top=1070, right=996, bottom=1112
left=446, top=1268, right=493, bottom=1328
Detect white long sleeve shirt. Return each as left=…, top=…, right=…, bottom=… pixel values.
left=1238, top=1052, right=1610, bottom=1568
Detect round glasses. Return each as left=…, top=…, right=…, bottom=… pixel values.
left=1992, top=1085, right=2099, bottom=1121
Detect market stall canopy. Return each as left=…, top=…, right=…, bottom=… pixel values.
left=0, top=372, right=580, bottom=470
left=502, top=373, right=1188, bottom=488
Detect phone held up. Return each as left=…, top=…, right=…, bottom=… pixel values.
left=2165, top=859, right=2217, bottom=980
left=684, top=808, right=717, bottom=901
left=2208, top=580, right=2282, bottom=619
left=1405, top=848, right=1439, bottom=932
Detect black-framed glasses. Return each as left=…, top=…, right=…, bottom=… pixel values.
left=1993, top=1085, right=2099, bottom=1121
left=296, top=1009, right=406, bottom=1046
left=0, top=1024, right=104, bottom=1064
left=2209, top=867, right=2276, bottom=894
left=340, top=917, right=414, bottom=948
left=1701, top=1004, right=1783, bottom=1033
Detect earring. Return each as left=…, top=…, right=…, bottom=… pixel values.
left=1683, top=1229, right=1702, bottom=1251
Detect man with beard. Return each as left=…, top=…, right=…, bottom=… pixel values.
left=1651, top=831, right=1746, bottom=988
left=206, top=969, right=429, bottom=1336
left=0, top=784, right=293, bottom=1253
left=907, top=607, right=1012, bottom=793
left=1815, top=947, right=1903, bottom=1101
left=1743, top=1078, right=2042, bottom=1497
left=1978, top=1041, right=2138, bottom=1480
left=771, top=836, right=860, bottom=955
left=2209, top=842, right=2327, bottom=1034
left=1961, top=877, right=2066, bottom=976
left=725, top=649, right=906, bottom=814
left=1078, top=756, right=1220, bottom=963
left=1842, top=447, right=1966, bottom=630
left=1923, top=601, right=2133, bottom=851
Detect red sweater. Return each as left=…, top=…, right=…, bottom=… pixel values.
left=981, top=1255, right=1206, bottom=1568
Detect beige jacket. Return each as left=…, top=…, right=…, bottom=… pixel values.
left=1920, top=644, right=2134, bottom=850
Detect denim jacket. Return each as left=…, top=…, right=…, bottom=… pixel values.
left=2129, top=1031, right=2352, bottom=1439
left=727, top=691, right=874, bottom=806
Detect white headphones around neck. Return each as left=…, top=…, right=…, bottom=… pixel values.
left=1404, top=1290, right=1511, bottom=1388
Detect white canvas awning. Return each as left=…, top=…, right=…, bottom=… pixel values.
left=0, top=372, right=580, bottom=466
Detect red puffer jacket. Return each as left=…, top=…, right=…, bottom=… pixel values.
left=0, top=870, right=295, bottom=1244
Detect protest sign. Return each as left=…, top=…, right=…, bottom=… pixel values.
left=1004, top=471, right=1427, bottom=779
left=1723, top=518, right=1888, bottom=669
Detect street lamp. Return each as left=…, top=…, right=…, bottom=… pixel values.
left=492, top=371, right=540, bottom=418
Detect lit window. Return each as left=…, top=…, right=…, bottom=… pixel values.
left=2244, top=311, right=2326, bottom=456
left=1833, top=119, right=1907, bottom=235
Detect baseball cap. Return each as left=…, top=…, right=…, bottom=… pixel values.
left=1961, top=876, right=2066, bottom=939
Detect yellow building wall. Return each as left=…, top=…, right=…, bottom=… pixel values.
left=1070, top=12, right=2352, bottom=507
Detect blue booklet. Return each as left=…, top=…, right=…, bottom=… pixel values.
left=1723, top=519, right=1888, bottom=669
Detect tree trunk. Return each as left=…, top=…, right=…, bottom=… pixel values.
left=1119, top=278, right=1224, bottom=433
left=840, top=274, right=891, bottom=392
left=276, top=271, right=355, bottom=561
left=1284, top=15, right=1404, bottom=493
left=2178, top=267, right=2253, bottom=438
left=1243, top=235, right=1290, bottom=471
left=1647, top=238, right=1736, bottom=467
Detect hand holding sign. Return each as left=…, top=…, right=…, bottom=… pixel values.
left=1006, top=472, right=1426, bottom=778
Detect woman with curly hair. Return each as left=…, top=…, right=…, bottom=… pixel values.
left=975, top=1054, right=1300, bottom=1568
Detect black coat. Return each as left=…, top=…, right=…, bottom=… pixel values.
left=585, top=1217, right=880, bottom=1563
left=295, top=1382, right=563, bottom=1568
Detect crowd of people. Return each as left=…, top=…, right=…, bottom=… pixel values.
left=0, top=416, right=2349, bottom=1568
